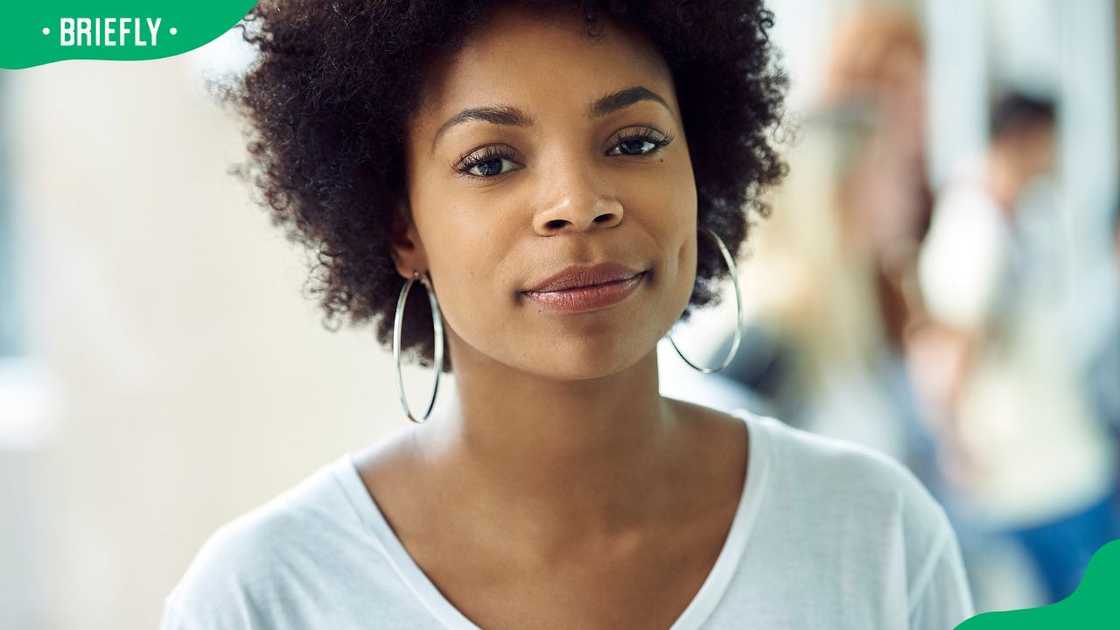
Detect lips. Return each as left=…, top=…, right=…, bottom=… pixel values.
left=523, top=262, right=645, bottom=293
left=521, top=262, right=648, bottom=314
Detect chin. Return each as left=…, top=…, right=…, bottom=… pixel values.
left=513, top=336, right=652, bottom=381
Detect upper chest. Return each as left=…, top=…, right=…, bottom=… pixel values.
left=350, top=408, right=749, bottom=628
left=399, top=499, right=739, bottom=630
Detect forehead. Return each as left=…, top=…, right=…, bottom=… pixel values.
left=411, top=6, right=676, bottom=131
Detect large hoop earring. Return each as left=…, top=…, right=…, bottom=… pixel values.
left=666, top=227, right=744, bottom=374
left=393, top=270, right=444, bottom=423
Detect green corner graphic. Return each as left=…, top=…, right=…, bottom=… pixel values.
left=956, top=538, right=1120, bottom=629
left=1, top=1, right=258, bottom=69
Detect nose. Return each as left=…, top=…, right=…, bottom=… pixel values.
left=531, top=164, right=624, bottom=235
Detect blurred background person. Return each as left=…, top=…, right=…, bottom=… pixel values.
left=703, top=2, right=944, bottom=493
left=913, top=91, right=1120, bottom=603
left=688, top=1, right=1120, bottom=610
left=816, top=3, right=944, bottom=491
left=3, top=0, right=1119, bottom=627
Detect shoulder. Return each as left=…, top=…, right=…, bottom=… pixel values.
left=162, top=457, right=364, bottom=627
left=747, top=413, right=975, bottom=626
left=748, top=412, right=955, bottom=556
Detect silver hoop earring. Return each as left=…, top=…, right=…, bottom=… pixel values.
left=666, top=227, right=743, bottom=374
left=393, top=270, right=445, bottom=423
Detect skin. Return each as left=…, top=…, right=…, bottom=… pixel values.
left=351, top=5, right=750, bottom=628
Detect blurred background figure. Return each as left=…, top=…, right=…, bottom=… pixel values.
left=698, top=2, right=945, bottom=500
left=673, top=0, right=1120, bottom=613
left=3, top=1, right=1119, bottom=628
left=912, top=91, right=1120, bottom=604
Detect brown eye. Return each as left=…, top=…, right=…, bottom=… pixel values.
left=456, top=146, right=522, bottom=179
left=607, top=128, right=673, bottom=157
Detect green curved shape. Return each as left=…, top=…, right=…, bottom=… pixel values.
left=1, top=1, right=258, bottom=70
left=956, top=538, right=1120, bottom=629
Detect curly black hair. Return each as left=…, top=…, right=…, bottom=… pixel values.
left=221, top=0, right=787, bottom=372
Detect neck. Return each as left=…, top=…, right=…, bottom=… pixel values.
left=411, top=331, right=683, bottom=553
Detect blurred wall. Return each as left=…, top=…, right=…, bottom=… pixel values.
left=2, top=50, right=414, bottom=629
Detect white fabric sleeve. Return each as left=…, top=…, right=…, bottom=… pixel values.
left=158, top=598, right=190, bottom=630
left=907, top=515, right=976, bottom=630
left=159, top=590, right=258, bottom=630
left=158, top=519, right=275, bottom=630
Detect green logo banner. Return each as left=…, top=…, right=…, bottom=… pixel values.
left=957, top=539, right=1120, bottom=629
left=1, top=1, right=258, bottom=69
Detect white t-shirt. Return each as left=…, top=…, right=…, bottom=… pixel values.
left=918, top=177, right=1013, bottom=333
left=160, top=409, right=974, bottom=629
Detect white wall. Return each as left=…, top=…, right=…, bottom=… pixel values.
left=2, top=45, right=413, bottom=629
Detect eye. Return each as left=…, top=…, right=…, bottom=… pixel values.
left=606, top=128, right=674, bottom=157
left=456, top=146, right=522, bottom=179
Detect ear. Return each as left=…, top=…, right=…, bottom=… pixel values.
left=388, top=199, right=427, bottom=280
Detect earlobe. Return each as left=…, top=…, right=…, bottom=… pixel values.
left=389, top=200, right=426, bottom=280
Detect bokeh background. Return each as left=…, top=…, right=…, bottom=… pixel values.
left=2, top=1, right=1118, bottom=628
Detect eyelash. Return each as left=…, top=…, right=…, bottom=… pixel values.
left=454, top=128, right=675, bottom=179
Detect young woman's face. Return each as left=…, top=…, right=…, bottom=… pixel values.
left=397, top=6, right=698, bottom=380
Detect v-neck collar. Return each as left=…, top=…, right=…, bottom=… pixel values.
left=331, top=407, right=772, bottom=629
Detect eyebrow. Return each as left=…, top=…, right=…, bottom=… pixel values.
left=430, top=85, right=673, bottom=153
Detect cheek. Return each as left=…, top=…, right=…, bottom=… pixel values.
left=620, top=160, right=698, bottom=315
left=671, top=225, right=698, bottom=311
left=626, top=155, right=697, bottom=234
left=656, top=160, right=698, bottom=286
left=419, top=208, right=519, bottom=346
left=427, top=221, right=492, bottom=307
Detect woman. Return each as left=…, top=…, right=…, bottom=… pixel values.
left=162, top=1, right=974, bottom=628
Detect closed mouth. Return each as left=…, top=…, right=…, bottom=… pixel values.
left=525, top=271, right=646, bottom=294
